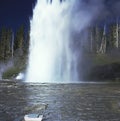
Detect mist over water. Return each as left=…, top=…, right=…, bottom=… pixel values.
left=26, top=0, right=98, bottom=83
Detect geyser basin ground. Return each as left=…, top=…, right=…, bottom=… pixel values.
left=1, top=80, right=120, bottom=121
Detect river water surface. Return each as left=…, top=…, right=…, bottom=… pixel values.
left=1, top=80, right=120, bottom=121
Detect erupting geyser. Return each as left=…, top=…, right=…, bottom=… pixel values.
left=26, top=0, right=94, bottom=83
left=26, top=0, right=78, bottom=83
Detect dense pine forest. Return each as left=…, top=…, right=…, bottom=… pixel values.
left=0, top=25, right=30, bottom=79
left=1, top=20, right=120, bottom=61
left=0, top=25, right=29, bottom=61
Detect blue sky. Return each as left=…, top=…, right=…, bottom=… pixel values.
left=0, top=0, right=120, bottom=31
left=0, top=0, right=36, bottom=31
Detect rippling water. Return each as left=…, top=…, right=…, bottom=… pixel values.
left=1, top=80, right=120, bottom=121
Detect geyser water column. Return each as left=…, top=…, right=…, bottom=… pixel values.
left=26, top=0, right=78, bottom=83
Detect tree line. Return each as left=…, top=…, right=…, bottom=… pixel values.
left=0, top=25, right=29, bottom=61
left=0, top=19, right=120, bottom=61
left=84, top=19, right=120, bottom=55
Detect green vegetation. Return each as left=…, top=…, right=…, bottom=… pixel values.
left=0, top=25, right=29, bottom=79
left=2, top=67, right=21, bottom=79
left=0, top=25, right=29, bottom=61
left=2, top=55, right=27, bottom=79
left=0, top=18, right=120, bottom=80
left=92, top=54, right=120, bottom=65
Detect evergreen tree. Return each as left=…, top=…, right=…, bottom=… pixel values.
left=24, top=29, right=30, bottom=54
left=0, top=27, right=12, bottom=60
left=95, top=25, right=103, bottom=53
left=5, top=29, right=11, bottom=59
left=0, top=27, right=6, bottom=60
left=14, top=25, right=25, bottom=56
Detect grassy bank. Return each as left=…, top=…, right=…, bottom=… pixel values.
left=2, top=55, right=27, bottom=79
left=2, top=53, right=120, bottom=80
left=92, top=54, right=120, bottom=66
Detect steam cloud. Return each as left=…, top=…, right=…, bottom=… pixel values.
left=26, top=0, right=120, bottom=83
left=0, top=60, right=13, bottom=79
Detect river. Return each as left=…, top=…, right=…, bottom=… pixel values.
left=0, top=80, right=120, bottom=121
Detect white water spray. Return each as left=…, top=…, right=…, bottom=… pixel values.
left=26, top=0, right=95, bottom=83
left=26, top=0, right=77, bottom=83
